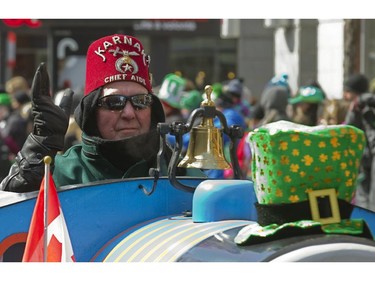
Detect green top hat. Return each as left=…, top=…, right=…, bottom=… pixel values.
left=235, top=121, right=372, bottom=245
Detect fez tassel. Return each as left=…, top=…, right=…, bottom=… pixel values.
left=22, top=157, right=75, bottom=262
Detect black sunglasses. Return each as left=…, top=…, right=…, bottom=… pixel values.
left=97, top=94, right=153, bottom=111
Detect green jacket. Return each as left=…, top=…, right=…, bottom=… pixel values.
left=54, top=144, right=148, bottom=187
left=53, top=132, right=204, bottom=188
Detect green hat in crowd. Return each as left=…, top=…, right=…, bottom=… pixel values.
left=181, top=90, right=203, bottom=111
left=210, top=82, right=223, bottom=101
left=0, top=93, right=11, bottom=106
left=288, top=86, right=324, bottom=105
left=157, top=73, right=187, bottom=109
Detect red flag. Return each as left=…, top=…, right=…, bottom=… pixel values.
left=22, top=170, right=75, bottom=262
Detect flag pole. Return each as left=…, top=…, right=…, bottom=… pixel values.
left=43, top=156, right=52, bottom=263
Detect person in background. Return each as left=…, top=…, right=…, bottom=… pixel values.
left=210, top=82, right=223, bottom=102
left=12, top=90, right=33, bottom=132
left=343, top=73, right=375, bottom=212
left=5, top=76, right=29, bottom=96
left=0, top=90, right=31, bottom=157
left=156, top=73, right=187, bottom=124
left=156, top=73, right=194, bottom=151
left=180, top=89, right=203, bottom=121
left=54, top=88, right=84, bottom=152
left=1, top=34, right=204, bottom=193
left=319, top=98, right=350, bottom=125
left=247, top=103, right=264, bottom=130
left=235, top=103, right=265, bottom=180
left=344, top=73, right=370, bottom=126
left=0, top=91, right=13, bottom=181
left=221, top=78, right=252, bottom=124
left=265, top=73, right=291, bottom=97
left=0, top=91, right=12, bottom=128
left=257, top=76, right=291, bottom=126
left=288, top=85, right=325, bottom=126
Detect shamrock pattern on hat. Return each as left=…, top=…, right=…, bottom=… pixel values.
left=247, top=121, right=366, bottom=205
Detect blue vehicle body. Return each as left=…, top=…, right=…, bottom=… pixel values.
left=1, top=176, right=375, bottom=262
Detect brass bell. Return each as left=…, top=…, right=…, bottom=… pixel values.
left=178, top=85, right=231, bottom=170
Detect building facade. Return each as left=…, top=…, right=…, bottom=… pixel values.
left=0, top=19, right=237, bottom=96
left=1, top=19, right=375, bottom=102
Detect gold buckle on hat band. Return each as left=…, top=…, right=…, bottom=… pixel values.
left=308, top=188, right=341, bottom=225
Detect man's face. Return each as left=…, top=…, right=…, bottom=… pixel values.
left=343, top=90, right=357, bottom=102
left=96, top=81, right=151, bottom=140
left=0, top=105, right=10, bottom=120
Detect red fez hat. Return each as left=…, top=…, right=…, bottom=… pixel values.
left=84, top=34, right=152, bottom=95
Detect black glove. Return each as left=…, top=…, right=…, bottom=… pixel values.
left=31, top=62, right=73, bottom=151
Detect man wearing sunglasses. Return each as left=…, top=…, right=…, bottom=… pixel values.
left=1, top=34, right=203, bottom=192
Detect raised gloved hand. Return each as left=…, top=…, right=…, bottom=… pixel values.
left=31, top=62, right=73, bottom=151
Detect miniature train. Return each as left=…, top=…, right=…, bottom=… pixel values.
left=1, top=86, right=375, bottom=262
